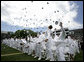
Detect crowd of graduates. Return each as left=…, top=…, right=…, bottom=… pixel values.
left=2, top=22, right=80, bottom=61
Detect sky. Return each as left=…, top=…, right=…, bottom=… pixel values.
left=1, top=1, right=83, bottom=32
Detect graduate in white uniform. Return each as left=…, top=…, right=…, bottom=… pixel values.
left=10, top=38, right=14, bottom=47
left=58, top=22, right=66, bottom=41
left=44, top=25, right=55, bottom=61
left=34, top=42, right=39, bottom=58
left=55, top=22, right=79, bottom=61
left=22, top=39, right=29, bottom=53
left=34, top=33, right=42, bottom=60
left=54, top=22, right=67, bottom=61
left=27, top=34, right=31, bottom=43
left=37, top=32, right=47, bottom=60
left=40, top=32, right=47, bottom=58
left=66, top=36, right=79, bottom=61
left=53, top=28, right=59, bottom=41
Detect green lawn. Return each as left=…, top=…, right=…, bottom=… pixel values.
left=74, top=49, right=83, bottom=61
left=1, top=44, right=46, bottom=61
left=1, top=44, right=83, bottom=61
left=1, top=44, right=21, bottom=55
left=1, top=53, right=44, bottom=61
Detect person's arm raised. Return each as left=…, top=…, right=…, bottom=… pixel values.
left=59, top=22, right=66, bottom=40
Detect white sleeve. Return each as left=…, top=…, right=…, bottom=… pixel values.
left=59, top=26, right=66, bottom=40
left=45, top=31, right=48, bottom=39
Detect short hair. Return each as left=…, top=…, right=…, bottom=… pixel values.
left=48, top=25, right=53, bottom=29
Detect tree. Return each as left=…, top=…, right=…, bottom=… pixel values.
left=14, top=29, right=37, bottom=38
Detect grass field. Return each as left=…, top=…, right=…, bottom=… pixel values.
left=1, top=44, right=21, bottom=55
left=1, top=44, right=83, bottom=61
left=74, top=50, right=83, bottom=61
left=1, top=44, right=46, bottom=61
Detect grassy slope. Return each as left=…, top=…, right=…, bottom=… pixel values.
left=1, top=44, right=46, bottom=61
left=1, top=54, right=38, bottom=61
left=1, top=44, right=21, bottom=55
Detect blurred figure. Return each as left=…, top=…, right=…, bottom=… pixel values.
left=58, top=22, right=66, bottom=40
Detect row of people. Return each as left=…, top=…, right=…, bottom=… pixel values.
left=2, top=22, right=80, bottom=61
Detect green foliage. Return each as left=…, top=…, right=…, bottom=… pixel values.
left=11, top=29, right=37, bottom=38
left=11, top=33, right=15, bottom=38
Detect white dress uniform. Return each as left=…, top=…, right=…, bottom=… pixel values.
left=45, top=28, right=55, bottom=61
left=58, top=26, right=66, bottom=41
left=2, top=24, right=80, bottom=61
